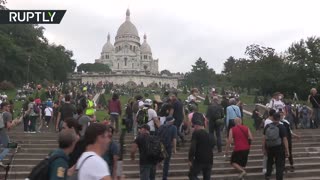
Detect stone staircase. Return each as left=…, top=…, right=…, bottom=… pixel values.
left=2, top=128, right=320, bottom=180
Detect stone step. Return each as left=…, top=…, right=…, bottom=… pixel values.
left=122, top=152, right=320, bottom=164
left=138, top=169, right=320, bottom=180
left=124, top=162, right=320, bottom=178
left=122, top=156, right=320, bottom=171
left=121, top=146, right=320, bottom=158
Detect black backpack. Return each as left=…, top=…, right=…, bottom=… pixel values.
left=146, top=135, right=168, bottom=163
left=192, top=112, right=205, bottom=125
left=157, top=124, right=171, bottom=148
left=27, top=154, right=67, bottom=180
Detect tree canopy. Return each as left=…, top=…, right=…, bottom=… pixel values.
left=77, top=63, right=111, bottom=73
left=183, top=57, right=216, bottom=88
left=222, top=38, right=320, bottom=99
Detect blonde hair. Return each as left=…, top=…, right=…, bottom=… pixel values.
left=234, top=117, right=242, bottom=125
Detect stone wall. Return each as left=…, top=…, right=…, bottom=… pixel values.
left=68, top=73, right=182, bottom=88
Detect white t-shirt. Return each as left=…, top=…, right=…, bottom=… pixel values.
left=187, top=94, right=197, bottom=102
left=264, top=118, right=273, bottom=127
left=147, top=109, right=158, bottom=132
left=44, top=107, right=53, bottom=117
left=77, top=152, right=110, bottom=180
left=159, top=116, right=166, bottom=126
left=138, top=101, right=144, bottom=108
left=268, top=99, right=285, bottom=112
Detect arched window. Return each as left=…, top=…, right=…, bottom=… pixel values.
left=124, top=58, right=127, bottom=66
left=106, top=55, right=109, bottom=59
left=132, top=63, right=134, bottom=68
left=118, top=63, right=119, bottom=69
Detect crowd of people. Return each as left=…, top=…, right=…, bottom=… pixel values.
left=2, top=83, right=320, bottom=180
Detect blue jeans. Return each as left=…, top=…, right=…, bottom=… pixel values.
left=0, top=129, right=10, bottom=161
left=301, top=116, right=309, bottom=129
left=163, top=148, right=172, bottom=180
left=140, top=164, right=156, bottom=180
left=110, top=114, right=120, bottom=132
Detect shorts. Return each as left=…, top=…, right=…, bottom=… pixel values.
left=231, top=150, right=249, bottom=167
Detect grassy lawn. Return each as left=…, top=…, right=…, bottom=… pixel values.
left=240, top=95, right=255, bottom=105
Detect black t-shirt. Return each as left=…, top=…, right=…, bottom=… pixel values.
left=158, top=103, right=173, bottom=117
left=263, top=122, right=287, bottom=146
left=280, top=120, right=292, bottom=141
left=59, top=103, right=76, bottom=120
left=309, top=94, right=320, bottom=108
left=188, top=129, right=214, bottom=164
left=172, top=100, right=184, bottom=124
left=134, top=134, right=154, bottom=165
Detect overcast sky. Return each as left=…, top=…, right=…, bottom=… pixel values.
left=7, top=0, right=320, bottom=73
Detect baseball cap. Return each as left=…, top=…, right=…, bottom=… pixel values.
left=144, top=99, right=153, bottom=106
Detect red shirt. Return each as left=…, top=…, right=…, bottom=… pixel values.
left=232, top=125, right=250, bottom=151
left=108, top=99, right=122, bottom=114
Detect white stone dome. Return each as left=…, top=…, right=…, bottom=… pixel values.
left=102, top=33, right=114, bottom=52
left=116, top=9, right=139, bottom=38
left=141, top=34, right=152, bottom=53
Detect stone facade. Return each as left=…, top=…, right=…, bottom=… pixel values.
left=68, top=72, right=182, bottom=88
left=68, top=9, right=183, bottom=88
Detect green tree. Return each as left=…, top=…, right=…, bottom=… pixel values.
left=184, top=57, right=215, bottom=88
left=77, top=63, right=111, bottom=73
left=0, top=23, right=76, bottom=84
left=160, top=69, right=172, bottom=76
left=222, top=56, right=237, bottom=75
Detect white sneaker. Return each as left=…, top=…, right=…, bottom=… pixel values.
left=262, top=168, right=267, bottom=174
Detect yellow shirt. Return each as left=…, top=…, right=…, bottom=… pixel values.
left=85, top=100, right=94, bottom=116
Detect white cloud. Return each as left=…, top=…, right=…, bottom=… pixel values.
left=6, top=0, right=320, bottom=73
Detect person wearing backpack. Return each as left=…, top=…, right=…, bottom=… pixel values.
left=131, top=124, right=157, bottom=180
left=48, top=130, right=77, bottom=180
left=263, top=112, right=289, bottom=180
left=157, top=117, right=177, bottom=180
left=132, top=95, right=144, bottom=138
left=28, top=129, right=77, bottom=180
left=136, top=99, right=159, bottom=136
left=26, top=97, right=40, bottom=133
left=225, top=118, right=253, bottom=179
left=206, top=96, right=224, bottom=152
left=262, top=109, right=276, bottom=173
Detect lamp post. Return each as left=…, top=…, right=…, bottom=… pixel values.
left=27, top=56, right=31, bottom=84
